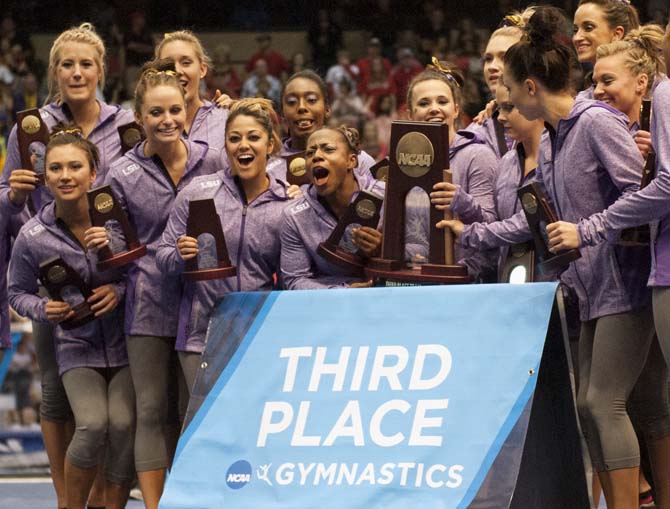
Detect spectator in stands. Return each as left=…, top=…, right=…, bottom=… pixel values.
left=123, top=12, right=154, bottom=99
left=0, top=16, right=32, bottom=56
left=206, top=44, right=241, bottom=99
left=308, top=9, right=343, bottom=73
left=359, top=56, right=394, bottom=102
left=326, top=49, right=359, bottom=99
left=361, top=120, right=387, bottom=161
left=390, top=47, right=423, bottom=110
left=241, top=58, right=282, bottom=107
left=356, top=37, right=392, bottom=95
left=12, top=72, right=45, bottom=118
left=245, top=34, right=289, bottom=81
left=330, top=78, right=366, bottom=130
left=367, top=92, right=396, bottom=150
left=289, top=52, right=307, bottom=75
left=8, top=335, right=37, bottom=427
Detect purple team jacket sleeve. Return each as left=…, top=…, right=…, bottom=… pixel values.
left=8, top=235, right=48, bottom=322
left=449, top=153, right=498, bottom=224
left=0, top=126, right=30, bottom=216
left=578, top=93, right=670, bottom=246
left=279, top=209, right=347, bottom=290
left=459, top=208, right=532, bottom=250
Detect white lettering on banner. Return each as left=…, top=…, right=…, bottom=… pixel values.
left=257, top=399, right=449, bottom=447
left=265, top=462, right=464, bottom=488
left=279, top=345, right=452, bottom=393
left=370, top=400, right=410, bottom=447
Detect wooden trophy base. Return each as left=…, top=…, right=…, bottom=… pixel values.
left=365, top=259, right=472, bottom=285
left=96, top=244, right=148, bottom=271
left=618, top=226, right=650, bottom=247
left=61, top=302, right=96, bottom=330
left=539, top=249, right=581, bottom=273
left=183, top=264, right=237, bottom=282
left=317, top=242, right=366, bottom=276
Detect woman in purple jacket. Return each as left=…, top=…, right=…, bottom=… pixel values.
left=484, top=8, right=660, bottom=507
left=269, top=70, right=375, bottom=187
left=404, top=62, right=498, bottom=280
left=8, top=127, right=133, bottom=509
left=0, top=23, right=133, bottom=508
left=156, top=98, right=289, bottom=392
left=546, top=25, right=670, bottom=508
left=280, top=125, right=384, bottom=289
left=103, top=60, right=224, bottom=509
left=155, top=30, right=229, bottom=154
left=467, top=7, right=537, bottom=159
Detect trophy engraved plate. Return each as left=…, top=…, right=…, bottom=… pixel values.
left=284, top=152, right=311, bottom=186
left=317, top=190, right=384, bottom=275
left=369, top=157, right=389, bottom=182
left=517, top=182, right=580, bottom=272
left=183, top=198, right=237, bottom=281
left=17, top=109, right=49, bottom=186
left=87, top=185, right=147, bottom=270
left=620, top=99, right=653, bottom=246
left=39, top=256, right=95, bottom=330
left=365, top=121, right=470, bottom=284
left=118, top=121, right=146, bottom=153
left=396, top=132, right=433, bottom=178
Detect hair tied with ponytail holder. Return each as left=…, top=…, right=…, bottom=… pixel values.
left=144, top=68, right=178, bottom=78
left=50, top=127, right=84, bottom=140
left=501, top=14, right=523, bottom=28
left=615, top=0, right=631, bottom=5
left=428, top=57, right=461, bottom=88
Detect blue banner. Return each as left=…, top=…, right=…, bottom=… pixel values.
left=161, top=283, right=557, bottom=509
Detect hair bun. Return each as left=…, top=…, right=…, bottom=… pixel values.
left=526, top=7, right=567, bottom=51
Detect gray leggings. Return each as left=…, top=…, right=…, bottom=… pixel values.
left=653, top=287, right=670, bottom=366
left=33, top=320, right=71, bottom=422
left=178, top=351, right=201, bottom=396
left=127, top=335, right=175, bottom=472
left=577, top=306, right=657, bottom=472
left=61, top=366, right=135, bottom=484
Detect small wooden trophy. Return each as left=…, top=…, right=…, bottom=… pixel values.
left=39, top=256, right=95, bottom=330
left=87, top=185, right=147, bottom=270
left=517, top=182, right=580, bottom=272
left=16, top=108, right=49, bottom=185
left=183, top=198, right=237, bottom=281
left=317, top=190, right=384, bottom=276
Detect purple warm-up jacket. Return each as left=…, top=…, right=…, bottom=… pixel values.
left=464, top=112, right=513, bottom=160
left=0, top=211, right=11, bottom=349
left=156, top=170, right=289, bottom=352
left=461, top=98, right=649, bottom=320
left=8, top=201, right=128, bottom=375
left=281, top=174, right=385, bottom=289
left=577, top=76, right=670, bottom=287
left=185, top=100, right=229, bottom=165
left=105, top=139, right=224, bottom=337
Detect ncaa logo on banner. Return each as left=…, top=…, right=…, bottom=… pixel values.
left=226, top=460, right=252, bottom=489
